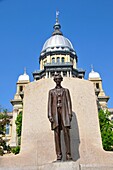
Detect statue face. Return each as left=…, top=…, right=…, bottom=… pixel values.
left=54, top=76, right=62, bottom=85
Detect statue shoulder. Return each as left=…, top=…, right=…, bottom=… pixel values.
left=49, top=88, right=55, bottom=94
left=63, top=88, right=69, bottom=92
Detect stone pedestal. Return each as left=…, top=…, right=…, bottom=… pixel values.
left=1, top=78, right=113, bottom=170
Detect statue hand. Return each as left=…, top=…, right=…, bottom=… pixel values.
left=49, top=117, right=54, bottom=123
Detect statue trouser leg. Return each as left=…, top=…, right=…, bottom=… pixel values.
left=63, top=127, right=72, bottom=160
left=54, top=107, right=62, bottom=160
left=54, top=127, right=62, bottom=160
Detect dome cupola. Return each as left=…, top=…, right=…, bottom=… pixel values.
left=18, top=68, right=30, bottom=82
left=89, top=67, right=101, bottom=79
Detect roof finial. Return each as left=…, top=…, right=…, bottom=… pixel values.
left=52, top=10, right=62, bottom=36
left=91, top=64, right=94, bottom=72
left=56, top=10, right=59, bottom=23
left=24, top=67, right=26, bottom=75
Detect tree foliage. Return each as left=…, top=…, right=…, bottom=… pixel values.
left=0, top=109, right=10, bottom=155
left=99, top=109, right=113, bottom=151
left=11, top=146, right=20, bottom=155
left=12, top=111, right=23, bottom=155
left=15, top=111, right=22, bottom=137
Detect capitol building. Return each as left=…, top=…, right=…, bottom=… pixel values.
left=5, top=14, right=110, bottom=148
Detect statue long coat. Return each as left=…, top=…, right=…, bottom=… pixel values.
left=48, top=87, right=72, bottom=130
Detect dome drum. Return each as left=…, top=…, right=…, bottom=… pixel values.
left=39, top=50, right=77, bottom=62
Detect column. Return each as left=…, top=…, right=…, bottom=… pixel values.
left=73, top=58, right=76, bottom=68
left=67, top=71, right=69, bottom=77
left=10, top=108, right=19, bottom=147
left=47, top=55, right=51, bottom=63
left=70, top=71, right=72, bottom=77
left=61, top=71, right=63, bottom=77
left=49, top=72, right=51, bottom=78
left=67, top=55, right=70, bottom=62
left=40, top=60, right=43, bottom=70
left=16, top=84, right=20, bottom=94
left=46, top=72, right=48, bottom=78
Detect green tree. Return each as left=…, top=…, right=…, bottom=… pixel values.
left=0, top=109, right=10, bottom=155
left=99, top=109, right=113, bottom=151
left=11, top=112, right=22, bottom=155
left=15, top=111, right=22, bottom=137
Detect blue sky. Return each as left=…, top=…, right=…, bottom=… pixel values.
left=0, top=0, right=113, bottom=111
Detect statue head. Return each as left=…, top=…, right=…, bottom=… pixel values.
left=53, top=73, right=63, bottom=85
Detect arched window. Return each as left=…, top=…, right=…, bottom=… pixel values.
left=62, top=57, right=65, bottom=63
left=52, top=57, right=55, bottom=64
left=57, top=57, right=60, bottom=63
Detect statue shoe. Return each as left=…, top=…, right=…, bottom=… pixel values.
left=57, top=154, right=62, bottom=161
left=66, top=154, right=72, bottom=161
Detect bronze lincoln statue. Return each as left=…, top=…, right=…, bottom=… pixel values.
left=48, top=73, right=72, bottom=161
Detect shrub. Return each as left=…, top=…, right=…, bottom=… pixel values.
left=11, top=146, right=20, bottom=155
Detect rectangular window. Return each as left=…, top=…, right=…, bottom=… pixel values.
left=6, top=123, right=10, bottom=135
left=96, top=83, right=99, bottom=89
left=20, top=86, right=23, bottom=92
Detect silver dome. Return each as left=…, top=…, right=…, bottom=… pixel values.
left=41, top=34, right=74, bottom=52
